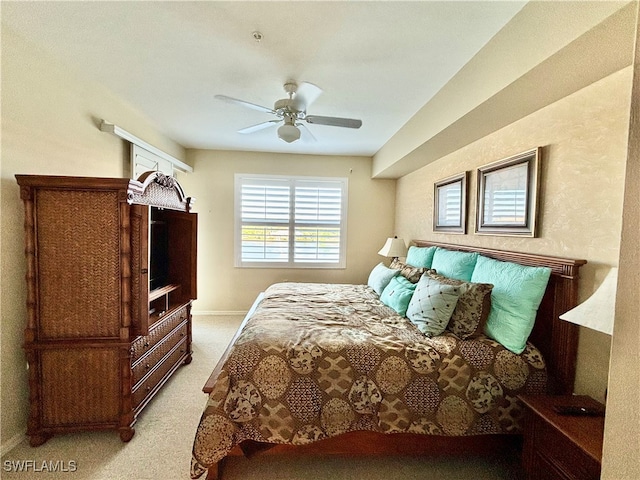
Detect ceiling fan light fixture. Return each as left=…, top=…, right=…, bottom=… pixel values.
left=277, top=123, right=300, bottom=143
left=215, top=80, right=362, bottom=144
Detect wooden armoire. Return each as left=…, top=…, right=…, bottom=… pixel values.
left=15, top=172, right=197, bottom=446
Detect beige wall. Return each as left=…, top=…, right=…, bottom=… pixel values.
left=0, top=29, right=187, bottom=450
left=373, top=1, right=635, bottom=179
left=394, top=67, right=632, bottom=402
left=602, top=3, right=640, bottom=477
left=179, top=150, right=396, bottom=313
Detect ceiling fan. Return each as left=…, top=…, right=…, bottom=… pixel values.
left=215, top=81, right=362, bottom=143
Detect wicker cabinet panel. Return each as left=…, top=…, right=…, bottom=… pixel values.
left=16, top=173, right=197, bottom=446
left=40, top=348, right=121, bottom=426
left=35, top=189, right=121, bottom=339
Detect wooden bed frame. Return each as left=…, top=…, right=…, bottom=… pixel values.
left=202, top=242, right=586, bottom=480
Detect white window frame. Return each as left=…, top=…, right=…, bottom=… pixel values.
left=234, top=174, right=348, bottom=269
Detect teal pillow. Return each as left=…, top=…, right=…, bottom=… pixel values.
left=405, top=246, right=437, bottom=268
left=367, top=262, right=399, bottom=295
left=431, top=248, right=478, bottom=281
left=470, top=255, right=551, bottom=354
left=380, top=276, right=417, bottom=316
left=406, top=274, right=460, bottom=337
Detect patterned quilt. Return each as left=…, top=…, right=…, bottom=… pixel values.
left=191, top=282, right=547, bottom=478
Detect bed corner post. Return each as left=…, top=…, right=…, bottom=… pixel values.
left=205, top=461, right=223, bottom=480
left=545, top=260, right=586, bottom=395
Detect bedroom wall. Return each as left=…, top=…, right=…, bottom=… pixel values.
left=0, top=28, right=188, bottom=452
left=393, top=66, right=632, bottom=402
left=602, top=3, right=640, bottom=476
left=179, top=150, right=396, bottom=313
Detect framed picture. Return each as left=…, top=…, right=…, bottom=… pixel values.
left=475, top=147, right=541, bottom=236
left=433, top=172, right=467, bottom=234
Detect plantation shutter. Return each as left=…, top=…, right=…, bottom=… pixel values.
left=239, top=179, right=291, bottom=262
left=439, top=187, right=462, bottom=226
left=236, top=175, right=347, bottom=268
left=487, top=189, right=527, bottom=224
left=294, top=181, right=343, bottom=263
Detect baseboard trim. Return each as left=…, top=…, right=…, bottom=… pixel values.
left=1, top=432, right=26, bottom=456
left=191, top=310, right=248, bottom=317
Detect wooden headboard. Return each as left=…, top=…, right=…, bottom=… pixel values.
left=412, top=240, right=587, bottom=395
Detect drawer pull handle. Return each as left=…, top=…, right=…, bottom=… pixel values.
left=180, top=349, right=185, bottom=353
left=144, top=342, right=150, bottom=348
left=145, top=364, right=151, bottom=370
left=180, top=332, right=185, bottom=337
left=146, top=386, right=151, bottom=392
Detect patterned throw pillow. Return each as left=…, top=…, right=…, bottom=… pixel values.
left=390, top=258, right=427, bottom=283
left=406, top=274, right=460, bottom=337
left=423, top=271, right=493, bottom=339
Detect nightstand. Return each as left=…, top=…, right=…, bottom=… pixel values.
left=519, top=395, right=605, bottom=480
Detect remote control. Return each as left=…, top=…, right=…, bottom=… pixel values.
left=553, top=404, right=605, bottom=416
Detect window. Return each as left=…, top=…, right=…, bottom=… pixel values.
left=235, top=174, right=348, bottom=268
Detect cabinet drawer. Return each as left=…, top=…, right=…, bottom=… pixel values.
left=533, top=419, right=600, bottom=480
left=132, top=321, right=188, bottom=385
left=130, top=305, right=188, bottom=363
left=132, top=338, right=189, bottom=408
left=532, top=451, right=573, bottom=480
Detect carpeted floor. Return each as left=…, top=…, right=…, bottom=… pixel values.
left=2, top=315, right=524, bottom=479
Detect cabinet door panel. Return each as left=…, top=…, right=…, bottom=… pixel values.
left=130, top=204, right=150, bottom=336
left=40, top=348, right=120, bottom=426
left=165, top=210, right=198, bottom=302
left=36, top=189, right=122, bottom=339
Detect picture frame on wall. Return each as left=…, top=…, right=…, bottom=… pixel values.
left=433, top=172, right=467, bottom=234
left=475, top=147, right=541, bottom=237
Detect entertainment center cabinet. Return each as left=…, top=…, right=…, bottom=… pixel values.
left=16, top=172, right=197, bottom=445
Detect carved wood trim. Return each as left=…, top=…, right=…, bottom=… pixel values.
left=129, top=171, right=194, bottom=212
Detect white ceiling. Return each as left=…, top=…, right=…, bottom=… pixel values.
left=2, top=1, right=526, bottom=157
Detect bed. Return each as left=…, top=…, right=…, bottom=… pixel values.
left=190, top=242, right=586, bottom=479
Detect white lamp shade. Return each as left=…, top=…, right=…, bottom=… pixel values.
left=560, top=267, right=618, bottom=335
left=277, top=123, right=301, bottom=143
left=378, top=237, right=407, bottom=258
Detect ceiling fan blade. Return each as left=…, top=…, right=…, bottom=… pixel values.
left=305, top=115, right=362, bottom=129
left=292, top=82, right=323, bottom=111
left=214, top=94, right=275, bottom=114
left=238, top=119, right=281, bottom=134
left=297, top=123, right=317, bottom=142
